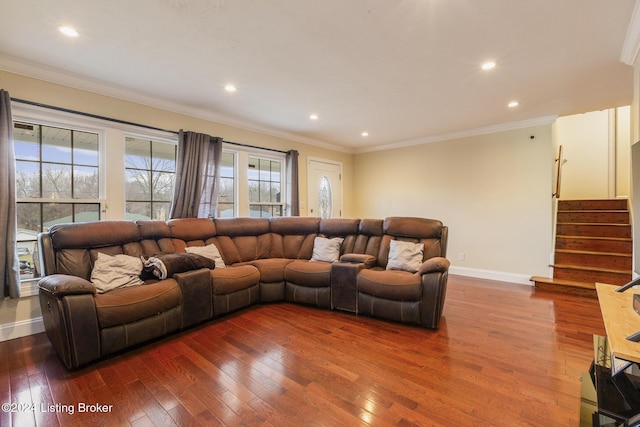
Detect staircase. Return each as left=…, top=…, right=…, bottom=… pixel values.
left=531, top=199, right=632, bottom=296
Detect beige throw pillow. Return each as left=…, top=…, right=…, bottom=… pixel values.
left=386, top=240, right=424, bottom=273
left=185, top=243, right=226, bottom=268
left=310, top=236, right=344, bottom=262
left=91, top=252, right=144, bottom=293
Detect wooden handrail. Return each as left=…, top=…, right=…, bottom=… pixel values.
left=553, top=145, right=566, bottom=198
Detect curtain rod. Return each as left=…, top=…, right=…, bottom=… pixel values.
left=10, top=97, right=289, bottom=154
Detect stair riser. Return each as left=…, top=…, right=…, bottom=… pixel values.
left=557, top=211, right=629, bottom=224
left=554, top=253, right=631, bottom=270
left=556, top=224, right=631, bottom=239
left=553, top=268, right=631, bottom=285
left=558, top=199, right=628, bottom=211
left=555, top=238, right=632, bottom=253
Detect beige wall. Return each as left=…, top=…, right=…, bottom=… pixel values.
left=555, top=107, right=630, bottom=200
left=354, top=125, right=554, bottom=281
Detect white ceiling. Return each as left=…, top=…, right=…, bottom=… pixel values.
left=0, top=0, right=637, bottom=152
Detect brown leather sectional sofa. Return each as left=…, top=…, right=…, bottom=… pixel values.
left=37, top=216, right=449, bottom=368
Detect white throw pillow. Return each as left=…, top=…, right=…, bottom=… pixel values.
left=310, top=236, right=344, bottom=262
left=185, top=243, right=226, bottom=268
left=91, top=252, right=144, bottom=293
left=386, top=240, right=424, bottom=273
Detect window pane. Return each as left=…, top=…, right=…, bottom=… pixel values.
left=15, top=161, right=40, bottom=198
left=125, top=137, right=151, bottom=170
left=42, top=163, right=72, bottom=198
left=219, top=177, right=234, bottom=201
left=259, top=182, right=270, bottom=202
left=126, top=169, right=151, bottom=200
left=43, top=203, right=73, bottom=229
left=73, top=203, right=101, bottom=222
left=220, top=151, right=234, bottom=177
left=17, top=203, right=42, bottom=234
left=218, top=203, right=234, bottom=218
left=41, top=126, right=72, bottom=164
left=152, top=141, right=176, bottom=172
left=271, top=160, right=281, bottom=181
left=73, top=131, right=99, bottom=166
left=271, top=183, right=281, bottom=202
left=248, top=180, right=259, bottom=202
left=73, top=166, right=99, bottom=199
left=126, top=201, right=151, bottom=220
left=248, top=157, right=259, bottom=180
left=14, top=122, right=39, bottom=161
left=152, top=171, right=174, bottom=201
left=152, top=202, right=170, bottom=221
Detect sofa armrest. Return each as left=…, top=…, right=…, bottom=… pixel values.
left=174, top=268, right=213, bottom=328
left=340, top=253, right=377, bottom=268
left=417, top=257, right=450, bottom=275
left=38, top=274, right=96, bottom=296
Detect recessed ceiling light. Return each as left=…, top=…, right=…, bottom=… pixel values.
left=58, top=26, right=79, bottom=37
left=508, top=101, right=519, bottom=108
left=481, top=61, right=496, bottom=71
left=224, top=84, right=237, bottom=93
left=309, top=114, right=318, bottom=120
left=361, top=132, right=369, bottom=137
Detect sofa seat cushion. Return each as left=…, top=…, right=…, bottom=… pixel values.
left=210, top=265, right=260, bottom=295
left=247, top=258, right=293, bottom=283
left=284, top=260, right=331, bottom=288
left=357, top=269, right=422, bottom=301
left=94, top=279, right=181, bottom=328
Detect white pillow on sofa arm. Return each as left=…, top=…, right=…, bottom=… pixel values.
left=185, top=243, right=226, bottom=268
left=91, top=252, right=144, bottom=293
left=310, top=236, right=344, bottom=262
left=386, top=240, right=424, bottom=273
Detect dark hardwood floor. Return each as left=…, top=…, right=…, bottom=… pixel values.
left=0, top=275, right=605, bottom=426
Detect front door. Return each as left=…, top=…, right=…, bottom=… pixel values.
left=307, top=159, right=342, bottom=218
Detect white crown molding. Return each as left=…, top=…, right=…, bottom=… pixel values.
left=621, top=0, right=640, bottom=65
left=354, top=115, right=558, bottom=154
left=0, top=55, right=353, bottom=154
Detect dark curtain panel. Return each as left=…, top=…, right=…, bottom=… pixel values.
left=286, top=149, right=300, bottom=216
left=0, top=90, right=20, bottom=299
left=198, top=136, right=223, bottom=218
left=169, top=131, right=222, bottom=219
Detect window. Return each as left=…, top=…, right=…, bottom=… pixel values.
left=218, top=150, right=236, bottom=217
left=248, top=156, right=283, bottom=218
left=14, top=121, right=101, bottom=281
left=214, top=147, right=286, bottom=218
left=125, top=137, right=176, bottom=220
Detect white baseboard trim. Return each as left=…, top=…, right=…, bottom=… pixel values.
left=0, top=316, right=44, bottom=342
left=449, top=266, right=534, bottom=286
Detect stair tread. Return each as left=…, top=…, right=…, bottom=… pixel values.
left=531, top=276, right=596, bottom=289
left=551, top=263, right=632, bottom=274
left=556, top=235, right=632, bottom=242
left=555, top=249, right=632, bottom=257
left=556, top=222, right=630, bottom=226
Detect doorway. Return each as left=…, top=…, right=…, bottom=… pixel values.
left=307, top=158, right=342, bottom=218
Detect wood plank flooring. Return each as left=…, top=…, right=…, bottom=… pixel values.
left=0, top=275, right=606, bottom=426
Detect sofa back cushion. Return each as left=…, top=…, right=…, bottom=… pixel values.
left=213, top=218, right=271, bottom=264
left=379, top=217, right=446, bottom=268
left=48, top=221, right=141, bottom=279
left=319, top=218, right=360, bottom=256
left=352, top=219, right=384, bottom=261
left=269, top=217, right=319, bottom=259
